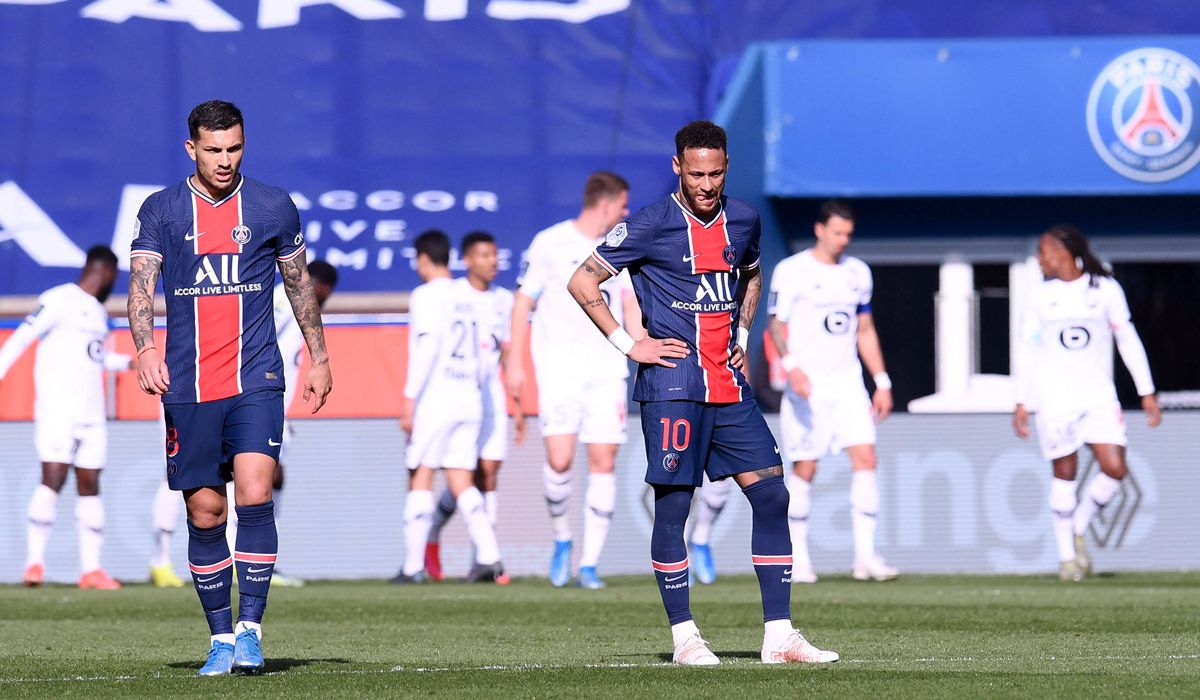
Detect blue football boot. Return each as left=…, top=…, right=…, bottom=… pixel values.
left=690, top=542, right=717, bottom=585
left=232, top=627, right=265, bottom=673
left=198, top=640, right=235, bottom=676
left=549, top=540, right=572, bottom=587
left=576, top=565, right=606, bottom=589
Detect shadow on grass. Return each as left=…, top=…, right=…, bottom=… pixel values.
left=653, top=650, right=760, bottom=663
left=168, top=657, right=354, bottom=672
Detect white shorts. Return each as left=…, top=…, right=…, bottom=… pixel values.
left=1035, top=401, right=1127, bottom=460
left=537, top=372, right=627, bottom=445
left=478, top=378, right=508, bottom=462
left=406, top=413, right=481, bottom=471
left=779, top=384, right=875, bottom=462
left=35, top=420, right=106, bottom=469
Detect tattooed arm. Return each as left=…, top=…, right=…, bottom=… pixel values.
left=279, top=253, right=333, bottom=413
left=566, top=257, right=689, bottom=368
left=128, top=255, right=170, bottom=395
left=738, top=265, right=763, bottom=331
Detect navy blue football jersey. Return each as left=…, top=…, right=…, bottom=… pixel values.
left=592, top=193, right=760, bottom=403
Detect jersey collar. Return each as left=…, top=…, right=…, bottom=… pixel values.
left=187, top=174, right=244, bottom=207
left=671, top=192, right=725, bottom=229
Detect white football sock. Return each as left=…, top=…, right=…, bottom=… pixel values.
left=1073, top=473, right=1123, bottom=536
left=428, top=488, right=457, bottom=544
left=459, top=487, right=501, bottom=565
left=580, top=472, right=615, bottom=568
left=1049, top=478, right=1077, bottom=562
left=75, top=495, right=105, bottom=573
left=787, top=476, right=813, bottom=569
left=26, top=484, right=58, bottom=567
left=151, top=479, right=180, bottom=567
left=763, top=619, right=793, bottom=649
left=670, top=619, right=700, bottom=648
left=483, top=490, right=498, bottom=527
left=689, top=477, right=731, bottom=546
left=850, top=470, right=879, bottom=564
left=235, top=620, right=262, bottom=639
left=403, top=490, right=435, bottom=576
left=543, top=464, right=572, bottom=542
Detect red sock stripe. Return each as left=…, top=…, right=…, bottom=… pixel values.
left=234, top=552, right=278, bottom=564
left=189, top=556, right=233, bottom=575
left=752, top=555, right=793, bottom=566
left=651, top=558, right=689, bottom=573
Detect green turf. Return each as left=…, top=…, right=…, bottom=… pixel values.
left=2, top=572, right=1199, bottom=697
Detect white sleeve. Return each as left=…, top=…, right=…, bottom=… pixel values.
left=498, top=290, right=514, bottom=344
left=515, top=236, right=548, bottom=300
left=103, top=351, right=132, bottom=371
left=0, top=296, right=61, bottom=380
left=1012, top=294, right=1040, bottom=407
left=767, top=262, right=792, bottom=321
left=404, top=288, right=443, bottom=400
left=858, top=264, right=874, bottom=312
left=1107, top=281, right=1155, bottom=396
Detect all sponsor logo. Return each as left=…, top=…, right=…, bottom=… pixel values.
left=1087, top=47, right=1200, bottom=183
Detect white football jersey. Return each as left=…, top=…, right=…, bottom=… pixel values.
left=1017, top=274, right=1148, bottom=412
left=474, top=285, right=513, bottom=382
left=0, top=283, right=127, bottom=425
left=768, top=250, right=873, bottom=386
left=272, top=283, right=305, bottom=410
left=405, top=277, right=484, bottom=420
left=517, top=219, right=632, bottom=381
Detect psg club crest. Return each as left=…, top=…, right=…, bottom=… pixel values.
left=722, top=245, right=738, bottom=265
left=1086, top=47, right=1200, bottom=183
left=231, top=225, right=252, bottom=245
left=662, top=452, right=681, bottom=472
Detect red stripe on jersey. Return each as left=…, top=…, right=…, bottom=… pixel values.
left=697, top=311, right=741, bottom=403
left=651, top=558, right=689, bottom=573
left=195, top=295, right=241, bottom=401
left=686, top=210, right=731, bottom=274
left=752, top=555, right=792, bottom=566
left=192, top=192, right=244, bottom=402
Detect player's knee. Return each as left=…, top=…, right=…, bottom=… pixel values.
left=742, top=475, right=788, bottom=514
left=187, top=510, right=226, bottom=529
left=234, top=485, right=273, bottom=506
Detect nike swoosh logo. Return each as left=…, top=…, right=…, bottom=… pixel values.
left=196, top=574, right=220, bottom=583
left=247, top=566, right=272, bottom=573
left=268, top=439, right=282, bottom=446
left=664, top=573, right=687, bottom=582
left=184, top=230, right=206, bottom=241
left=681, top=253, right=700, bottom=262
left=783, top=569, right=792, bottom=575
left=774, top=446, right=780, bottom=454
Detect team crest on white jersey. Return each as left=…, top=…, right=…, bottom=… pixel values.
left=231, top=225, right=252, bottom=245
left=1086, top=47, right=1200, bottom=183
left=605, top=222, right=628, bottom=248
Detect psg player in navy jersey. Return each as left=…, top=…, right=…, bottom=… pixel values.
left=127, top=100, right=333, bottom=676
left=568, top=120, right=839, bottom=665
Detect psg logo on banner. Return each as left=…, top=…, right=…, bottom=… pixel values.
left=1086, top=47, right=1200, bottom=183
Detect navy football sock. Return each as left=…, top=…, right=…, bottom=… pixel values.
left=233, top=501, right=277, bottom=625
left=187, top=520, right=234, bottom=636
left=743, top=475, right=792, bottom=623
left=651, top=485, right=694, bottom=625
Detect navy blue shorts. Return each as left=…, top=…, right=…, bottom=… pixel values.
left=163, top=388, right=285, bottom=491
left=640, top=398, right=781, bottom=487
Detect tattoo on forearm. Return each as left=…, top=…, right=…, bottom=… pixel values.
left=581, top=259, right=611, bottom=281
left=126, top=256, right=161, bottom=351
left=279, top=256, right=329, bottom=365
left=739, top=269, right=763, bottom=325
left=582, top=297, right=606, bottom=309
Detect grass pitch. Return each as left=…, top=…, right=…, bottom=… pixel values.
left=2, top=572, right=1198, bottom=697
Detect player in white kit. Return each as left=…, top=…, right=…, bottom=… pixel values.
left=506, top=171, right=640, bottom=589
left=0, top=246, right=128, bottom=589
left=1013, top=224, right=1160, bottom=582
left=767, top=201, right=896, bottom=583
left=393, top=230, right=505, bottom=584
left=425, top=231, right=517, bottom=582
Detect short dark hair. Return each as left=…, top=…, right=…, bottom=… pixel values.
left=308, top=260, right=339, bottom=288
left=582, top=171, right=629, bottom=208
left=461, top=230, right=496, bottom=255
left=188, top=100, right=244, bottom=140
left=675, top=120, right=727, bottom=157
left=414, top=229, right=451, bottom=267
left=816, top=200, right=855, bottom=225
left=85, top=245, right=118, bottom=268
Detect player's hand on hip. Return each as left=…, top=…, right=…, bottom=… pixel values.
left=788, top=368, right=812, bottom=398
left=873, top=388, right=893, bottom=422
left=730, top=344, right=747, bottom=372
left=1142, top=394, right=1162, bottom=428
left=628, top=337, right=690, bottom=368
left=1013, top=404, right=1031, bottom=439
left=136, top=348, right=170, bottom=395
left=302, top=362, right=333, bottom=414
left=400, top=397, right=415, bottom=434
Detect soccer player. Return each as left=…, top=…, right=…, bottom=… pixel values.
left=128, top=100, right=333, bottom=676
left=1013, top=224, right=1160, bottom=582
left=0, top=246, right=128, bottom=590
left=425, top=231, right=518, bottom=582
left=568, top=120, right=839, bottom=665
left=393, top=230, right=505, bottom=584
left=506, top=171, right=638, bottom=589
left=767, top=200, right=897, bottom=584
